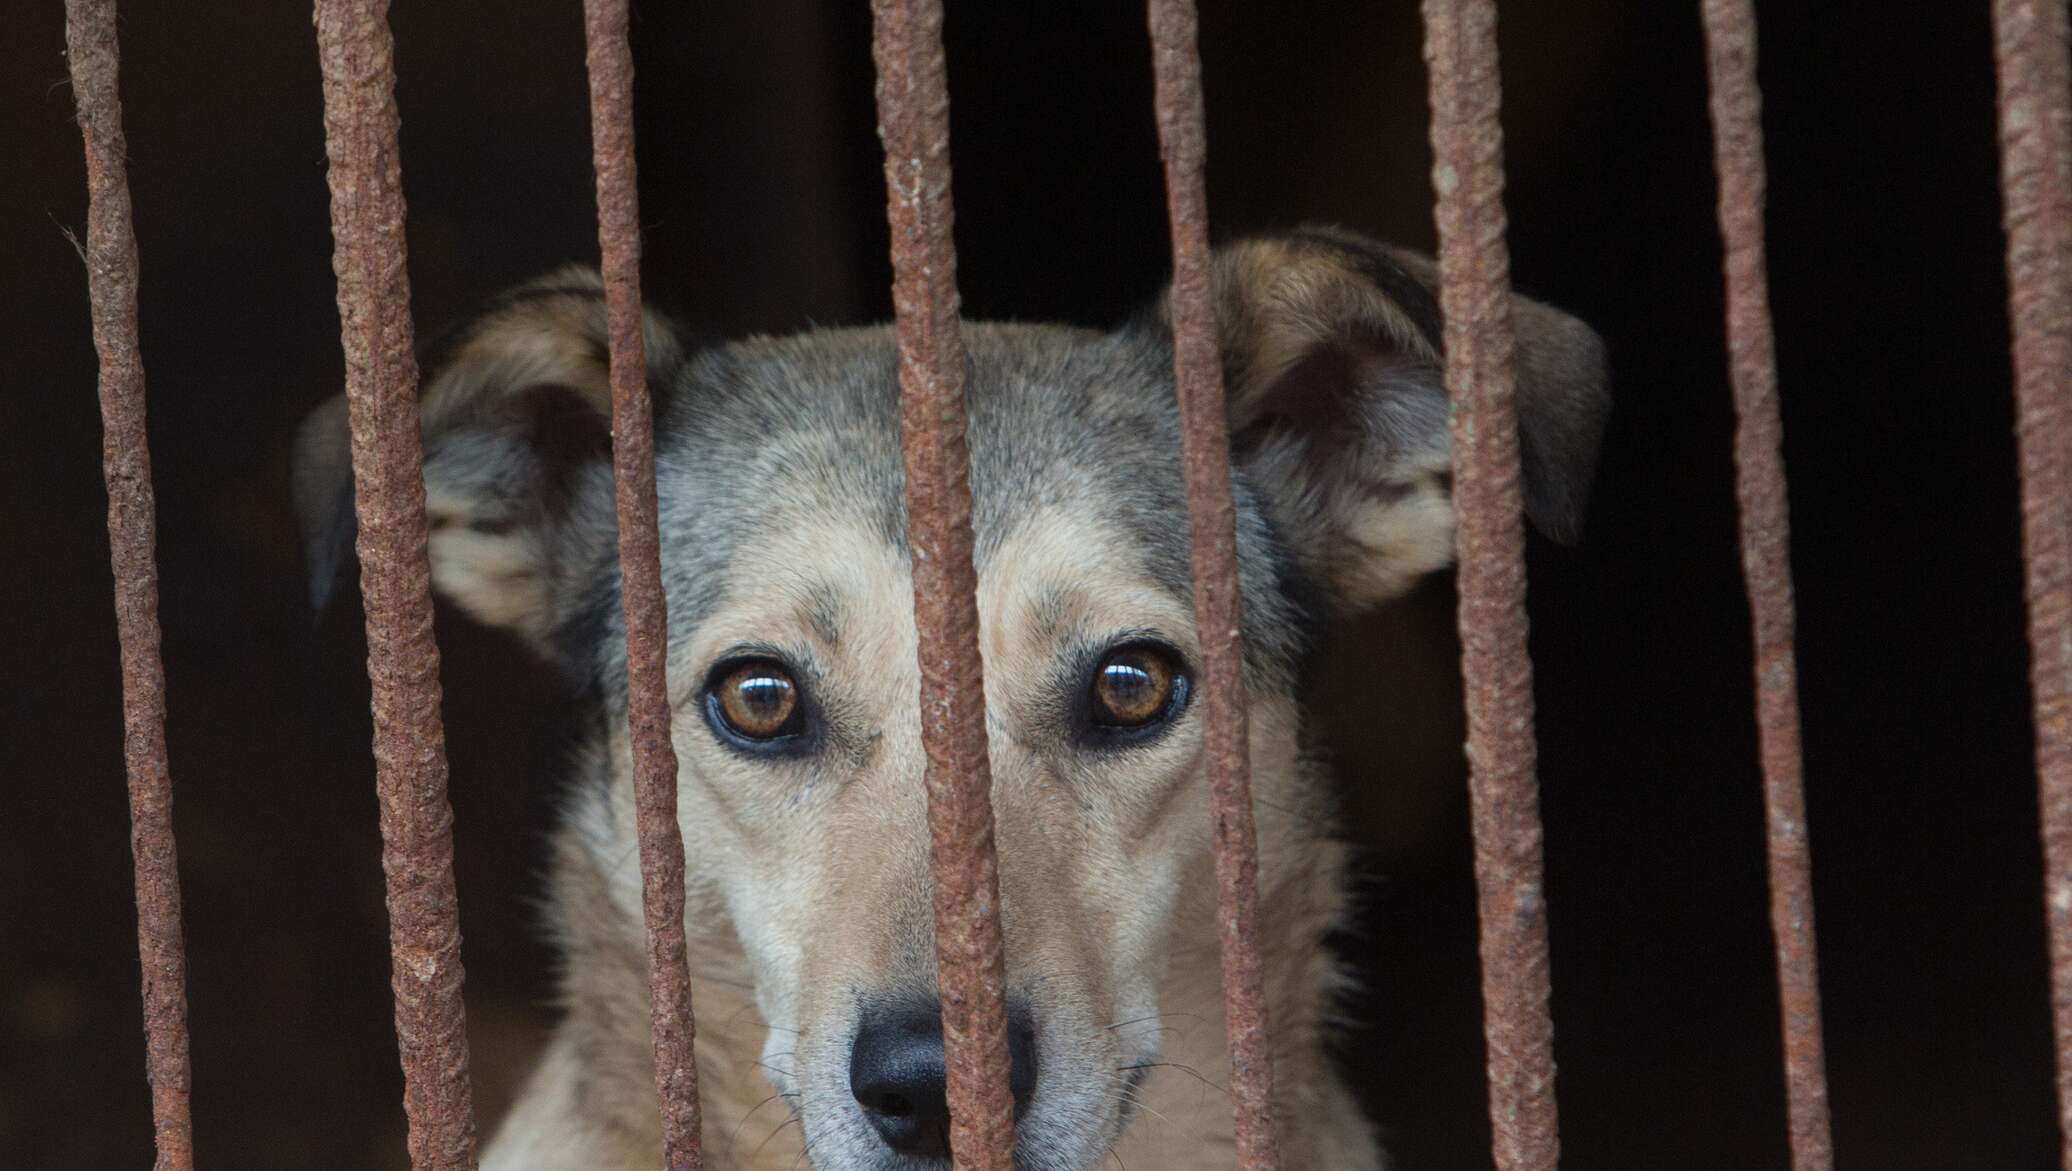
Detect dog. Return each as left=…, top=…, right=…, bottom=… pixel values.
left=295, top=225, right=1608, bottom=1170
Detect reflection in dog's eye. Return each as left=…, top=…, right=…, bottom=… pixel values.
left=1090, top=645, right=1179, bottom=729
left=713, top=660, right=801, bottom=740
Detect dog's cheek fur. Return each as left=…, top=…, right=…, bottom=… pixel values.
left=643, top=506, right=1241, bottom=1169
left=404, top=229, right=1607, bottom=1169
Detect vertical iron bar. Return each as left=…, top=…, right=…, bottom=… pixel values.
left=63, top=4, right=197, bottom=1167
left=1698, top=4, right=1837, bottom=1168
left=867, top=1, right=1018, bottom=1166
left=1419, top=2, right=1561, bottom=1168
left=579, top=2, right=705, bottom=1167
left=1144, top=2, right=1283, bottom=1167
left=1992, top=0, right=2072, bottom=1165
left=312, top=2, right=479, bottom=1167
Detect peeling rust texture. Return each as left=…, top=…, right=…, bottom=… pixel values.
left=868, top=0, right=1018, bottom=1166
left=312, top=2, right=478, bottom=1166
left=581, top=1, right=704, bottom=1166
left=1992, top=0, right=2072, bottom=1164
left=1699, top=4, right=1837, bottom=1168
left=64, top=4, right=196, bottom=1168
left=1419, top=2, right=1560, bottom=1168
left=1145, top=2, right=1282, bottom=1167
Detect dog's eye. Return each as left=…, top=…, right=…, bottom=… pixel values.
left=1088, top=644, right=1183, bottom=730
left=710, top=660, right=802, bottom=741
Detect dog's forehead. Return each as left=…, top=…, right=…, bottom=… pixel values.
left=622, top=320, right=1310, bottom=691
left=684, top=501, right=1199, bottom=675
left=654, top=321, right=1198, bottom=600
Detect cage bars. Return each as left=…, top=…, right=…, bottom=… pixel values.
left=64, top=3, right=197, bottom=1168
left=867, top=1, right=1021, bottom=1167
left=1144, top=2, right=1284, bottom=1166
left=1696, top=3, right=1838, bottom=1168
left=1419, top=2, right=1563, bottom=1168
left=311, top=1, right=480, bottom=1167
left=81, top=0, right=2072, bottom=1167
left=580, top=1, right=706, bottom=1167
left=1992, top=1, right=2072, bottom=1167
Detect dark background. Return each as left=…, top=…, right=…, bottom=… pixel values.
left=2, top=1, right=2050, bottom=1168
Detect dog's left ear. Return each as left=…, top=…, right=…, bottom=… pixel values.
left=1139, top=226, right=1610, bottom=609
left=293, top=268, right=689, bottom=658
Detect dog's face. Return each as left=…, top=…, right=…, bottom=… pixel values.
left=298, top=228, right=1607, bottom=1169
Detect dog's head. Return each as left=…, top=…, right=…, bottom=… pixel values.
left=298, top=228, right=1607, bottom=1168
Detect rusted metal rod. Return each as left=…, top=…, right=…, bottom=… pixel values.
left=312, top=2, right=479, bottom=1167
left=1419, top=2, right=1561, bottom=1168
left=867, top=0, right=1018, bottom=1166
left=1144, top=2, right=1283, bottom=1167
left=64, top=3, right=197, bottom=1167
left=580, top=2, right=705, bottom=1167
left=1992, top=0, right=2072, bottom=1165
left=1698, top=4, right=1837, bottom=1168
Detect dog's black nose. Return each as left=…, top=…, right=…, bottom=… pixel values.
left=849, top=1001, right=1037, bottom=1157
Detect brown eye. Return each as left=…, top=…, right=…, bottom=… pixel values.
left=711, top=660, right=801, bottom=741
left=1089, top=645, right=1181, bottom=729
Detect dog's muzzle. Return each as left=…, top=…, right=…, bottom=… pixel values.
left=847, top=999, right=1038, bottom=1159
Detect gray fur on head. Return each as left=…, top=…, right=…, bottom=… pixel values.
left=296, top=228, right=1608, bottom=678
left=291, top=225, right=1610, bottom=1171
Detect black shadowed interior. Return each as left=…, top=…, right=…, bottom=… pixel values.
left=5, top=1, right=2050, bottom=1167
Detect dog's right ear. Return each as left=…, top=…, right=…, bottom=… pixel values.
left=1134, top=227, right=1611, bottom=612
left=293, top=268, right=690, bottom=656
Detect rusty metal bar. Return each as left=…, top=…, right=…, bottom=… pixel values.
left=580, top=2, right=705, bottom=1167
left=1144, top=2, right=1283, bottom=1167
left=1698, top=4, right=1837, bottom=1168
left=312, top=2, right=479, bottom=1167
left=1419, top=2, right=1561, bottom=1168
left=64, top=3, right=197, bottom=1167
left=867, top=1, right=1018, bottom=1166
left=1992, top=0, right=2072, bottom=1165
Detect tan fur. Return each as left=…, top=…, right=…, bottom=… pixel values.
left=479, top=508, right=1387, bottom=1169
left=293, top=269, right=685, bottom=651
left=313, top=231, right=1610, bottom=1170
left=1341, top=472, right=1457, bottom=605
left=1212, top=239, right=1438, bottom=401
left=424, top=485, right=549, bottom=634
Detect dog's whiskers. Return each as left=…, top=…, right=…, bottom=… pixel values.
left=726, top=1090, right=794, bottom=1150
left=1115, top=1059, right=1233, bottom=1101
left=743, top=1097, right=804, bottom=1165
left=1102, top=1009, right=1204, bottom=1034
left=1101, top=1069, right=1175, bottom=1128
left=786, top=1113, right=827, bottom=1171
left=751, top=1057, right=796, bottom=1086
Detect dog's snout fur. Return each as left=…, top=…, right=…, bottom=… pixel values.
left=296, top=227, right=1610, bottom=1169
